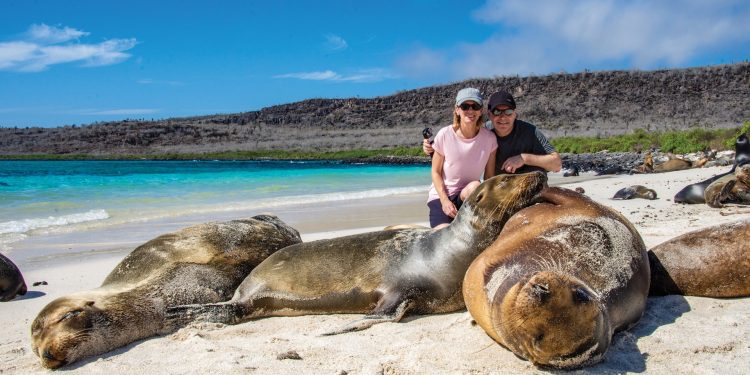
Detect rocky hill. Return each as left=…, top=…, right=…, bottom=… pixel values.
left=1, top=63, right=748, bottom=156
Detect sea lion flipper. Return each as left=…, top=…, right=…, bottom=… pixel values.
left=165, top=302, right=245, bottom=330
left=319, top=299, right=413, bottom=336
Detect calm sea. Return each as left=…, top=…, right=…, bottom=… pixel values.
left=0, top=160, right=431, bottom=252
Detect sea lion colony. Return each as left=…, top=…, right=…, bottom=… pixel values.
left=23, top=174, right=750, bottom=370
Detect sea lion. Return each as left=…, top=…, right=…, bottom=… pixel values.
left=463, top=187, right=649, bottom=369
left=630, top=152, right=654, bottom=174
left=30, top=215, right=301, bottom=369
left=675, top=134, right=750, bottom=204
left=652, top=158, right=692, bottom=173
left=167, top=172, right=547, bottom=334
left=0, top=252, right=27, bottom=302
left=612, top=185, right=657, bottom=200
left=704, top=164, right=750, bottom=208
left=648, top=219, right=750, bottom=297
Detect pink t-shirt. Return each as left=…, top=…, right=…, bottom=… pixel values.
left=428, top=126, right=498, bottom=202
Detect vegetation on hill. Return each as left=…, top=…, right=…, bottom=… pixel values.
left=552, top=122, right=750, bottom=154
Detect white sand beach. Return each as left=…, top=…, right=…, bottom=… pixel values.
left=2, top=166, right=749, bottom=374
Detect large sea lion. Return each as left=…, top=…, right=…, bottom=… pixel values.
left=0, top=252, right=27, bottom=302
left=675, top=133, right=750, bottom=204
left=612, top=185, right=657, bottom=200
left=30, top=215, right=301, bottom=369
left=167, top=172, right=547, bottom=334
left=648, top=219, right=750, bottom=297
left=463, top=187, right=649, bottom=369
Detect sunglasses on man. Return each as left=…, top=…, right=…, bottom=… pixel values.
left=490, top=108, right=515, bottom=116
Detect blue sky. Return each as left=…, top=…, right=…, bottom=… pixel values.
left=1, top=0, right=749, bottom=128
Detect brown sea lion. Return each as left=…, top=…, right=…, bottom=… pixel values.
left=167, top=172, right=547, bottom=334
left=0, top=252, right=27, bottom=302
left=653, top=158, right=692, bottom=173
left=612, top=185, right=657, bottom=200
left=674, top=133, right=750, bottom=204
left=30, top=215, right=301, bottom=369
left=704, top=164, right=750, bottom=208
left=463, top=187, right=649, bottom=369
left=648, top=219, right=750, bottom=297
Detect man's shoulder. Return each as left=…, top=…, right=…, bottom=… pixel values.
left=514, top=119, right=537, bottom=130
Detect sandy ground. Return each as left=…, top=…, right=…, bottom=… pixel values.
left=1, top=166, right=749, bottom=374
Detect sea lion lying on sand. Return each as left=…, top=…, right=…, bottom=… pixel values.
left=612, top=185, right=657, bottom=200
left=463, top=187, right=650, bottom=369
left=648, top=219, right=750, bottom=297
left=30, top=215, right=301, bottom=369
left=464, top=186, right=750, bottom=369
left=675, top=134, right=750, bottom=204
left=0, top=252, right=27, bottom=302
left=167, top=173, right=547, bottom=335
left=704, top=164, right=750, bottom=208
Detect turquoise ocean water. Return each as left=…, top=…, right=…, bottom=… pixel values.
left=0, top=160, right=431, bottom=252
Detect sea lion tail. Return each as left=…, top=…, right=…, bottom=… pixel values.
left=165, top=302, right=244, bottom=330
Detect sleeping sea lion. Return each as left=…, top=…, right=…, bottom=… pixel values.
left=648, top=219, right=750, bottom=297
left=612, top=185, right=657, bottom=200
left=0, top=252, right=27, bottom=302
left=167, top=172, right=547, bottom=334
left=30, top=215, right=301, bottom=369
left=463, top=187, right=649, bottom=369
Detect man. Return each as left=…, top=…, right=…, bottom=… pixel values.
left=424, top=90, right=562, bottom=174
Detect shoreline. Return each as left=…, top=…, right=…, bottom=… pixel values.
left=2, top=166, right=749, bottom=374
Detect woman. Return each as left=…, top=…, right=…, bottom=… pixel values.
left=427, top=87, right=497, bottom=228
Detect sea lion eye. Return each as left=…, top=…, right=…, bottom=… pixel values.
left=573, top=287, right=592, bottom=303
left=59, top=310, right=82, bottom=322
left=531, top=283, right=551, bottom=303
left=475, top=193, right=484, bottom=203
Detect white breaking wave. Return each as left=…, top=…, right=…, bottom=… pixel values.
left=0, top=209, right=110, bottom=236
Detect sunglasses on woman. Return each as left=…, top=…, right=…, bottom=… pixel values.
left=458, top=102, right=482, bottom=111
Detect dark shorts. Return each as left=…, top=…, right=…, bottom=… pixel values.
left=428, top=194, right=463, bottom=228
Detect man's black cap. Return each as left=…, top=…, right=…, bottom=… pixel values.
left=487, top=91, right=516, bottom=110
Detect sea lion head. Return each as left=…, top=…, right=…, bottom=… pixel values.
left=31, top=295, right=110, bottom=369
left=495, top=270, right=610, bottom=369
left=736, top=164, right=750, bottom=185
left=453, top=171, right=547, bottom=244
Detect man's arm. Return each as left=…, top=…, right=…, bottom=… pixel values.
left=501, top=152, right=562, bottom=173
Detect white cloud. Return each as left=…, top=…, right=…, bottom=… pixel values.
left=27, top=24, right=89, bottom=44
left=273, top=68, right=397, bottom=83
left=398, top=0, right=750, bottom=79
left=0, top=24, right=137, bottom=72
left=324, top=34, right=348, bottom=51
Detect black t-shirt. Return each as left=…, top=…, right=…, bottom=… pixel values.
left=494, top=119, right=556, bottom=175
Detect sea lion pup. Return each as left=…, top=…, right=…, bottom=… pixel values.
left=675, top=134, right=750, bottom=204
left=612, top=185, right=657, bottom=200
left=648, top=219, right=750, bottom=297
left=463, top=187, right=649, bottom=369
left=30, top=215, right=301, bottom=369
left=0, top=252, right=27, bottom=302
left=167, top=172, right=547, bottom=334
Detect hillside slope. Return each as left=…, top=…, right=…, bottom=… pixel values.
left=1, top=63, right=748, bottom=155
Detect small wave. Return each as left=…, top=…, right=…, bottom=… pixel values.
left=0, top=209, right=110, bottom=236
